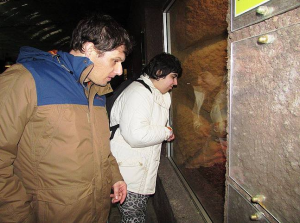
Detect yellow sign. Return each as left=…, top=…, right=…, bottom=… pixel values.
left=235, top=0, right=271, bottom=17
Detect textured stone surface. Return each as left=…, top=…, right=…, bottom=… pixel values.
left=229, top=23, right=300, bottom=223
left=227, top=3, right=300, bottom=223
left=170, top=0, right=228, bottom=51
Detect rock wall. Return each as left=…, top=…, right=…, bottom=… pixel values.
left=169, top=0, right=228, bottom=51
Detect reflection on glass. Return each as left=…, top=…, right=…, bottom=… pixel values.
left=166, top=0, right=228, bottom=222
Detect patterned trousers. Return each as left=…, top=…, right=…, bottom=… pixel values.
left=118, top=191, right=150, bottom=223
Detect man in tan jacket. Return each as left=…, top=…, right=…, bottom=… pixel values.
left=0, top=14, right=132, bottom=223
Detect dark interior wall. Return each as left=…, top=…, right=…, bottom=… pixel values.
left=143, top=0, right=167, bottom=62
left=126, top=0, right=169, bottom=79
left=125, top=0, right=145, bottom=79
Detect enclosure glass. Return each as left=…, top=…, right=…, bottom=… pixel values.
left=165, top=0, right=228, bottom=222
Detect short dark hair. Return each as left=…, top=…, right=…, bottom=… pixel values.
left=142, top=53, right=182, bottom=80
left=70, top=14, right=133, bottom=55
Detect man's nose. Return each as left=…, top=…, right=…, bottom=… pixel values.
left=115, top=63, right=123, bottom=76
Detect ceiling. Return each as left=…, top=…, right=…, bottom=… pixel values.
left=0, top=0, right=132, bottom=62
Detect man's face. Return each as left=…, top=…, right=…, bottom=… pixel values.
left=154, top=72, right=178, bottom=94
left=85, top=45, right=126, bottom=86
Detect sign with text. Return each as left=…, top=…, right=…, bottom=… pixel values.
left=235, top=0, right=271, bottom=17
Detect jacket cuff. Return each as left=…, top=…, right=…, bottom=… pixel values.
left=164, top=126, right=173, bottom=140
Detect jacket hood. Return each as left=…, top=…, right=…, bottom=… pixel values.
left=17, top=46, right=93, bottom=82
left=17, top=46, right=51, bottom=62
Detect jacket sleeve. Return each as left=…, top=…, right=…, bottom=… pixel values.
left=118, top=88, right=171, bottom=148
left=0, top=65, right=36, bottom=222
left=108, top=153, right=123, bottom=184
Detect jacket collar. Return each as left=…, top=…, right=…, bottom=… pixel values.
left=57, top=51, right=112, bottom=95
left=139, top=75, right=171, bottom=109
left=57, top=51, right=93, bottom=83
left=16, top=46, right=113, bottom=96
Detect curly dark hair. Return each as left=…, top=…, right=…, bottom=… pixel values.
left=142, top=52, right=182, bottom=80
left=70, top=14, right=133, bottom=55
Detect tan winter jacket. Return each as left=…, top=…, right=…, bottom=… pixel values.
left=0, top=47, right=123, bottom=223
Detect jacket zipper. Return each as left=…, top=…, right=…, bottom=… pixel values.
left=53, top=54, right=74, bottom=74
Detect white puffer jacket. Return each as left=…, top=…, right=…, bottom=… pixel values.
left=110, top=75, right=173, bottom=195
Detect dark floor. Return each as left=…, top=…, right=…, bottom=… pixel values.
left=108, top=196, right=158, bottom=223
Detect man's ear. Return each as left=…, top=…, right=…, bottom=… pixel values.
left=82, top=42, right=95, bottom=58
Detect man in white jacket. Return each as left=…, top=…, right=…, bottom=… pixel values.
left=109, top=52, right=182, bottom=223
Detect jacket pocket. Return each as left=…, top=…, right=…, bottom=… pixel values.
left=34, top=191, right=94, bottom=223
left=117, top=157, right=145, bottom=167
left=36, top=182, right=93, bottom=205
left=111, top=141, right=148, bottom=167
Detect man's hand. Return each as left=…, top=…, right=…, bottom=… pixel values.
left=110, top=181, right=127, bottom=204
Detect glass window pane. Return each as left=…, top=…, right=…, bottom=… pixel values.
left=165, top=0, right=228, bottom=222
